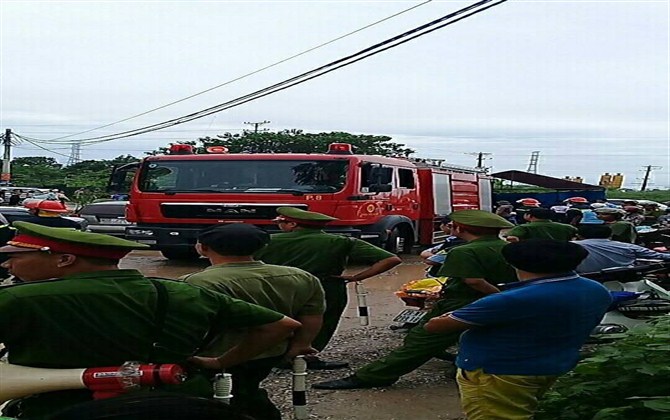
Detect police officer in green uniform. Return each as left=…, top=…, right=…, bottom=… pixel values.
left=313, top=210, right=518, bottom=389
left=0, top=222, right=300, bottom=419
left=594, top=207, right=638, bottom=243
left=255, top=207, right=402, bottom=369
left=504, top=207, right=578, bottom=242
left=182, top=223, right=325, bottom=420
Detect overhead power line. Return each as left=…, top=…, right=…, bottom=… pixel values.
left=38, top=0, right=434, bottom=143
left=13, top=134, right=79, bottom=161
left=26, top=0, right=507, bottom=146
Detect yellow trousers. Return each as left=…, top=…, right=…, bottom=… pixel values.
left=457, top=368, right=558, bottom=420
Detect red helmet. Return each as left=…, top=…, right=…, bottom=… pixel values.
left=34, top=200, right=69, bottom=213
left=623, top=206, right=641, bottom=213
left=22, top=199, right=40, bottom=210
left=565, top=197, right=589, bottom=203
left=516, top=198, right=540, bottom=207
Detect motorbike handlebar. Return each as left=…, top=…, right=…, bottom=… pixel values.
left=582, top=261, right=670, bottom=283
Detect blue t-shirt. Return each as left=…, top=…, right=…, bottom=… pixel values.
left=450, top=273, right=612, bottom=375
left=579, top=210, right=604, bottom=225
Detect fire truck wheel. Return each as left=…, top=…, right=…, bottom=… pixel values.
left=385, top=226, right=412, bottom=254
left=160, top=248, right=202, bottom=261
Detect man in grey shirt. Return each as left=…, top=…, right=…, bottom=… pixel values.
left=575, top=225, right=670, bottom=273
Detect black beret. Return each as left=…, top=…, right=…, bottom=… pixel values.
left=198, top=224, right=270, bottom=255
left=502, top=239, right=588, bottom=274
left=439, top=216, right=452, bottom=225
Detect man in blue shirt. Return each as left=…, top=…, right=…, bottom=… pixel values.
left=575, top=224, right=670, bottom=273
left=425, top=239, right=612, bottom=420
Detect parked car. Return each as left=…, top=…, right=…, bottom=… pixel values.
left=77, top=201, right=132, bottom=238
left=0, top=206, right=88, bottom=230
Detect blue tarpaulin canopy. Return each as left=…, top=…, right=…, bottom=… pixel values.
left=491, top=170, right=606, bottom=206
left=491, top=170, right=604, bottom=191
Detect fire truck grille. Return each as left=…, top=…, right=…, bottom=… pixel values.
left=160, top=203, right=308, bottom=219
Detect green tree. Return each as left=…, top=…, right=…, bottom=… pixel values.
left=11, top=156, right=63, bottom=187
left=537, top=316, right=670, bottom=420
left=62, top=155, right=141, bottom=200
left=10, top=155, right=141, bottom=204
left=148, top=129, right=415, bottom=157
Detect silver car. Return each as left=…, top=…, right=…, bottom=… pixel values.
left=78, top=201, right=132, bottom=237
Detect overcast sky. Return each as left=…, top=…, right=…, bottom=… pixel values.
left=1, top=0, right=668, bottom=188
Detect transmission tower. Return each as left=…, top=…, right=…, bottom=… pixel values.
left=527, top=151, right=540, bottom=174
left=67, top=141, right=81, bottom=166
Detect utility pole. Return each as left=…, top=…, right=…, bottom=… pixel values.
left=527, top=151, right=540, bottom=174
left=244, top=120, right=271, bottom=133
left=640, top=165, right=662, bottom=191
left=2, top=129, right=11, bottom=185
left=466, top=152, right=492, bottom=172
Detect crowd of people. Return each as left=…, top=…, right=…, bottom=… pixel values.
left=1, top=189, right=70, bottom=207
left=0, top=199, right=668, bottom=419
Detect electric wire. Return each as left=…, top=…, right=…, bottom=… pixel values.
left=38, top=0, right=434, bottom=142
left=29, top=0, right=507, bottom=145
left=15, top=135, right=80, bottom=161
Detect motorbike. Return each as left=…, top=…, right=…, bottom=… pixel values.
left=582, top=261, right=670, bottom=338
left=390, top=277, right=444, bottom=330
left=636, top=224, right=670, bottom=249
left=391, top=262, right=670, bottom=338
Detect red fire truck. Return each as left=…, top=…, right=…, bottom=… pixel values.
left=111, top=143, right=491, bottom=260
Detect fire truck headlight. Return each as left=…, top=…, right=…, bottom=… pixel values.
left=127, top=229, right=155, bottom=237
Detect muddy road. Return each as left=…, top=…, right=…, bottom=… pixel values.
left=121, top=252, right=463, bottom=419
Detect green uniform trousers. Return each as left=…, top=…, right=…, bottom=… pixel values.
left=228, top=356, right=284, bottom=420
left=313, top=278, right=348, bottom=351
left=355, top=297, right=474, bottom=386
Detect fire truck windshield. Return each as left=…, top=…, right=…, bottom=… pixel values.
left=138, top=159, right=349, bottom=194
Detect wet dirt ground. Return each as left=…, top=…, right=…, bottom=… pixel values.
left=121, top=251, right=464, bottom=419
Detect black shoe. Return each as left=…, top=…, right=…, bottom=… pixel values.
left=306, top=359, right=349, bottom=370
left=312, top=375, right=377, bottom=390
left=434, top=351, right=457, bottom=362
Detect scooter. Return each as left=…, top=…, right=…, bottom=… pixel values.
left=583, top=261, right=670, bottom=338
left=391, top=278, right=444, bottom=330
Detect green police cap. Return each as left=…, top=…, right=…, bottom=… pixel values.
left=274, top=207, right=338, bottom=225
left=0, top=221, right=149, bottom=259
left=449, top=209, right=515, bottom=228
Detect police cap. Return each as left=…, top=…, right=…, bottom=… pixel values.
left=198, top=223, right=270, bottom=256
left=450, top=209, right=515, bottom=228
left=273, top=207, right=338, bottom=226
left=0, top=221, right=149, bottom=259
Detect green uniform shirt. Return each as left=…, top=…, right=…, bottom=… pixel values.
left=255, top=229, right=395, bottom=280
left=506, top=220, right=578, bottom=241
left=0, top=269, right=284, bottom=416
left=436, top=236, right=518, bottom=300
left=609, top=220, right=637, bottom=243
left=182, top=261, right=325, bottom=358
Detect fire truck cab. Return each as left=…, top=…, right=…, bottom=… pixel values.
left=112, top=143, right=491, bottom=260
